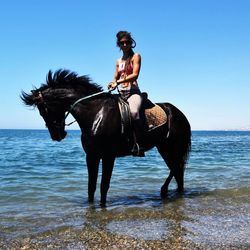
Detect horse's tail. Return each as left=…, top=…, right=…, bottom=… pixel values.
left=163, top=103, right=191, bottom=168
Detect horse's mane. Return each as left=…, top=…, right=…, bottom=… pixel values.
left=41, top=69, right=103, bottom=93
left=21, top=69, right=103, bottom=106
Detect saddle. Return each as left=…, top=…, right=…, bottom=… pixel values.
left=117, top=93, right=168, bottom=135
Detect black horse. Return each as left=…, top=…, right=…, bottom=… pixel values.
left=21, top=69, right=191, bottom=206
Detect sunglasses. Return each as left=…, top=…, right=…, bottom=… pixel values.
left=119, top=40, right=132, bottom=46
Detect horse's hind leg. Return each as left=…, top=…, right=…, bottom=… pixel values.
left=174, top=163, right=184, bottom=192
left=156, top=144, right=174, bottom=197
left=157, top=143, right=185, bottom=197
left=161, top=170, right=174, bottom=198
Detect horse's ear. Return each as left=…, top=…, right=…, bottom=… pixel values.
left=29, top=90, right=41, bottom=103
left=31, top=90, right=39, bottom=99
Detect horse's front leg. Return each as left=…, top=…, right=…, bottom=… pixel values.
left=86, top=154, right=100, bottom=203
left=100, top=155, right=115, bottom=206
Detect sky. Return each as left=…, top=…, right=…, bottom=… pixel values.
left=0, top=0, right=249, bottom=130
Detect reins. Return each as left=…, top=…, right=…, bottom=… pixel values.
left=64, top=90, right=108, bottom=126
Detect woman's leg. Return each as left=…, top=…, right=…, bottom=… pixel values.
left=127, top=94, right=145, bottom=156
left=127, top=94, right=142, bottom=120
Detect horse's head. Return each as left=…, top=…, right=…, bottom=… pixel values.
left=21, top=89, right=67, bottom=142
left=21, top=69, right=104, bottom=141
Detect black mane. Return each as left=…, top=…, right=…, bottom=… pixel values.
left=21, top=69, right=103, bottom=106
left=42, top=69, right=103, bottom=92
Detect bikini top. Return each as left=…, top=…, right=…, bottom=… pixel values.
left=117, top=58, right=138, bottom=90
left=118, top=58, right=133, bottom=78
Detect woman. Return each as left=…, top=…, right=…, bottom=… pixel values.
left=108, top=31, right=145, bottom=157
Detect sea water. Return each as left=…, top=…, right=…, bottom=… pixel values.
left=0, top=130, right=249, bottom=248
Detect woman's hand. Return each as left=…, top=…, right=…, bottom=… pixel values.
left=107, top=81, right=118, bottom=91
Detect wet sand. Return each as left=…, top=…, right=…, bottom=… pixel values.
left=1, top=188, right=249, bottom=250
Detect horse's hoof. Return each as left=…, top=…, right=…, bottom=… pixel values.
left=176, top=188, right=184, bottom=193
left=160, top=190, right=168, bottom=199
left=100, top=198, right=107, bottom=207
left=88, top=198, right=94, bottom=203
left=100, top=202, right=106, bottom=208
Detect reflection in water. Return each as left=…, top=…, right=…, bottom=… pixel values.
left=1, top=187, right=249, bottom=249
left=183, top=214, right=250, bottom=245
left=106, top=219, right=172, bottom=240
left=81, top=188, right=250, bottom=248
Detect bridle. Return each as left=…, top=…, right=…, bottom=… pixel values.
left=37, top=90, right=108, bottom=127
left=36, top=91, right=65, bottom=128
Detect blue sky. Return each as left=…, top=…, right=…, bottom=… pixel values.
left=1, top=0, right=249, bottom=130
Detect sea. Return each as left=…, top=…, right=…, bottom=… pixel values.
left=0, top=129, right=249, bottom=249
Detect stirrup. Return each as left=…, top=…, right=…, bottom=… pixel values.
left=131, top=143, right=145, bottom=157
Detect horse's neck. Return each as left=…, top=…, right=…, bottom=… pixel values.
left=72, top=96, right=120, bottom=136
left=71, top=98, right=105, bottom=130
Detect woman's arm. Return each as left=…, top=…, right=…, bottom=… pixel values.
left=112, top=60, right=120, bottom=82
left=108, top=60, right=120, bottom=90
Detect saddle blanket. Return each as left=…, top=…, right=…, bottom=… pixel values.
left=144, top=104, right=167, bottom=131
left=117, top=96, right=167, bottom=134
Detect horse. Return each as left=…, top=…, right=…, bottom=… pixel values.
left=21, top=69, right=191, bottom=206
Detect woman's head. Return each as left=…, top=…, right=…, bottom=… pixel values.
left=116, top=31, right=136, bottom=49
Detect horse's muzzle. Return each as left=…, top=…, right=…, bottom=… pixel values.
left=50, top=129, right=67, bottom=142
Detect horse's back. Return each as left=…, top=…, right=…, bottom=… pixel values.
left=157, top=102, right=191, bottom=130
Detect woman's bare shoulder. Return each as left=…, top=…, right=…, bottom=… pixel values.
left=132, top=53, right=141, bottom=59
left=133, top=53, right=141, bottom=57
left=132, top=53, right=141, bottom=62
left=116, top=58, right=121, bottom=65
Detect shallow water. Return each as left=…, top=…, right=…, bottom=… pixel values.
left=0, top=130, right=249, bottom=249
